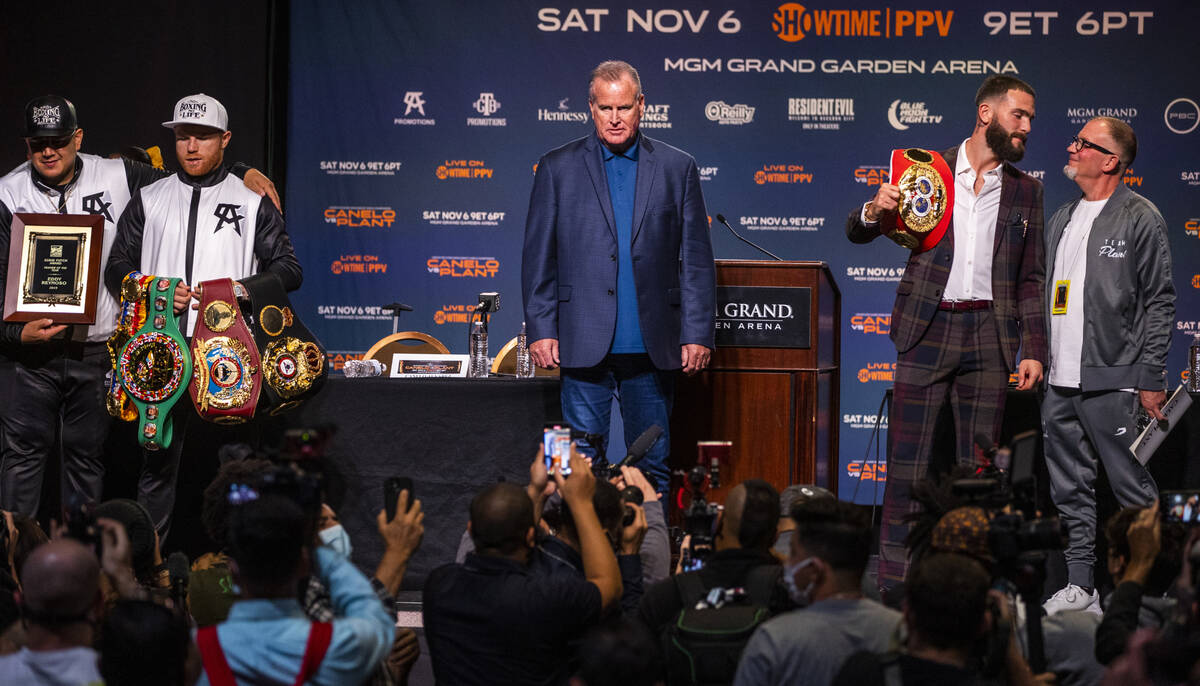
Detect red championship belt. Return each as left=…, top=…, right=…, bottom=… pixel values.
left=889, top=148, right=954, bottom=253
left=189, top=279, right=262, bottom=424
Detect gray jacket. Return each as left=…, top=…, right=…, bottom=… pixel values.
left=1045, top=183, right=1175, bottom=391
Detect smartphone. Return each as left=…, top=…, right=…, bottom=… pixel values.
left=543, top=424, right=572, bottom=476
left=384, top=477, right=414, bottom=522
left=1162, top=490, right=1200, bottom=525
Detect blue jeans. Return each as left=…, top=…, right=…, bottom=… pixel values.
left=560, top=354, right=674, bottom=493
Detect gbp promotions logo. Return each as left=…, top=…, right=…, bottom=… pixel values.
left=468, top=93, right=506, bottom=127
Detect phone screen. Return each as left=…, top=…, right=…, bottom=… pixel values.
left=1162, top=490, right=1200, bottom=524
left=543, top=426, right=572, bottom=475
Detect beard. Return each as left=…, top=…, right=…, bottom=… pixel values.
left=1062, top=164, right=1077, bottom=181
left=985, top=119, right=1027, bottom=162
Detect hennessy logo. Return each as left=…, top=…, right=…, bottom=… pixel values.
left=81, top=192, right=113, bottom=222
left=213, top=203, right=245, bottom=235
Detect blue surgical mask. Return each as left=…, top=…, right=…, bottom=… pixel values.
left=783, top=557, right=817, bottom=607
left=319, top=524, right=353, bottom=558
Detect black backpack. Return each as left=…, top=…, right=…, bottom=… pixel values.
left=662, top=566, right=781, bottom=686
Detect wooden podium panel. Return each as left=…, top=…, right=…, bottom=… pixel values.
left=671, top=260, right=839, bottom=502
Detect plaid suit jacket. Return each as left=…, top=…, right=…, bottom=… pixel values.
left=846, top=146, right=1048, bottom=369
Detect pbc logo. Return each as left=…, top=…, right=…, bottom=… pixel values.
left=850, top=314, right=890, bottom=334
left=82, top=191, right=113, bottom=222
left=213, top=203, right=245, bottom=235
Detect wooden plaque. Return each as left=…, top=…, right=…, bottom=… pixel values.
left=4, top=212, right=104, bottom=324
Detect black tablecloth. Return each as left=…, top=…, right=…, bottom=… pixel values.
left=284, top=376, right=562, bottom=588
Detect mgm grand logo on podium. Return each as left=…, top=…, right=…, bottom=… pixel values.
left=714, top=285, right=811, bottom=348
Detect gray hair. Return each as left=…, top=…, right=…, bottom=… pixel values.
left=589, top=60, right=642, bottom=101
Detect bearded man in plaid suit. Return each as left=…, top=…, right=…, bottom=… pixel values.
left=846, top=75, right=1048, bottom=598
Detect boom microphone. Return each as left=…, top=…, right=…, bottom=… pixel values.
left=715, top=214, right=783, bottom=261
left=617, top=424, right=664, bottom=468
left=167, top=551, right=190, bottom=615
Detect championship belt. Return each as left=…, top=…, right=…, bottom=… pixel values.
left=243, top=274, right=327, bottom=415
left=189, top=279, right=262, bottom=424
left=106, top=272, right=156, bottom=421
left=116, top=277, right=193, bottom=450
left=888, top=148, right=955, bottom=253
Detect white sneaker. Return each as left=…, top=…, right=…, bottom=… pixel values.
left=1043, top=584, right=1102, bottom=617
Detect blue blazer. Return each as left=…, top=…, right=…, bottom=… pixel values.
left=522, top=134, right=716, bottom=370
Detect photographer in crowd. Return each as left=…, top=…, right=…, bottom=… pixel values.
left=733, top=495, right=900, bottom=686
left=194, top=491, right=395, bottom=686
left=637, top=479, right=787, bottom=634
left=424, top=446, right=621, bottom=685
left=833, top=552, right=1040, bottom=686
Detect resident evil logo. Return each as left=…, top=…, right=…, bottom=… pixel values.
left=82, top=192, right=113, bottom=222
left=213, top=203, right=245, bottom=236
left=31, top=105, right=61, bottom=127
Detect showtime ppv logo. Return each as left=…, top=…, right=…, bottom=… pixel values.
left=772, top=3, right=953, bottom=41
left=331, top=255, right=387, bottom=275
left=433, top=304, right=477, bottom=325
left=850, top=314, right=890, bottom=334
left=324, top=207, right=396, bottom=228
left=1123, top=168, right=1143, bottom=187
left=857, top=361, right=895, bottom=382
left=436, top=160, right=494, bottom=180
left=426, top=257, right=499, bottom=278
left=754, top=164, right=812, bottom=184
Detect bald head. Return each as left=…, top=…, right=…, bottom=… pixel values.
left=718, top=479, right=780, bottom=551
left=20, top=539, right=100, bottom=621
left=470, top=482, right=535, bottom=556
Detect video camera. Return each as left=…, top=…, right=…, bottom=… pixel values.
left=680, top=464, right=721, bottom=570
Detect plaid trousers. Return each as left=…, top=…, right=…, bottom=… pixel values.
left=878, top=307, right=1009, bottom=593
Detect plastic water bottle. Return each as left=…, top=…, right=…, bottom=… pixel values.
left=516, top=321, right=533, bottom=378
left=470, top=320, right=489, bottom=378
left=1187, top=333, right=1200, bottom=391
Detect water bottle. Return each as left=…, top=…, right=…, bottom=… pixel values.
left=1187, top=333, right=1200, bottom=390
left=470, top=320, right=489, bottom=378
left=516, top=321, right=533, bottom=378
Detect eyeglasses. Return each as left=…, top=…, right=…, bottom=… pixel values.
left=1070, top=135, right=1116, bottom=156
left=25, top=132, right=75, bottom=151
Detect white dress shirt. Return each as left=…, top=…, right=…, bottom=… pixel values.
left=943, top=141, right=1002, bottom=301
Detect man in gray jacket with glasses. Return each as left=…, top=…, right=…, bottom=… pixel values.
left=1041, top=116, right=1173, bottom=617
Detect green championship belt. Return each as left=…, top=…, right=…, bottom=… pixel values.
left=116, top=276, right=193, bottom=450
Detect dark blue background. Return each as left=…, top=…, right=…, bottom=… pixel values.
left=286, top=1, right=1200, bottom=503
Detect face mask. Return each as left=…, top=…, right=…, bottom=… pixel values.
left=783, top=557, right=816, bottom=606
left=319, top=524, right=353, bottom=558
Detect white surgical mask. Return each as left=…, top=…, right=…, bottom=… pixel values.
left=319, top=524, right=353, bottom=558
left=783, top=557, right=817, bottom=606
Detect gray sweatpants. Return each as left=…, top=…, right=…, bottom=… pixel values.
left=1042, top=385, right=1158, bottom=588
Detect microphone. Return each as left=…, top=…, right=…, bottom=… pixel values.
left=167, top=551, right=190, bottom=613
left=617, top=424, right=664, bottom=468
left=381, top=302, right=413, bottom=313
left=715, top=214, right=783, bottom=261
left=974, top=433, right=998, bottom=461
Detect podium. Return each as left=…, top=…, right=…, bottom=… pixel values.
left=671, top=260, right=840, bottom=501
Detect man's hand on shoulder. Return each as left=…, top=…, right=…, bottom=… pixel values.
left=530, top=338, right=559, bottom=369
left=681, top=344, right=710, bottom=375
left=242, top=168, right=282, bottom=213
left=1015, top=359, right=1043, bottom=391
left=20, top=318, right=67, bottom=344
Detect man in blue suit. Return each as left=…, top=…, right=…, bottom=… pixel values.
left=522, top=60, right=716, bottom=491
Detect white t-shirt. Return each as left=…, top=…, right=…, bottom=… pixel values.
left=1048, top=198, right=1108, bottom=387
left=0, top=646, right=103, bottom=686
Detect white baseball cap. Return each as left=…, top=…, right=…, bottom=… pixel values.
left=162, top=93, right=228, bottom=132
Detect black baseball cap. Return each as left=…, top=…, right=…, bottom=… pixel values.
left=22, top=95, right=78, bottom=138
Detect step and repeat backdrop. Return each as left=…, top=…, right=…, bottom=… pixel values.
left=287, top=1, right=1200, bottom=503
